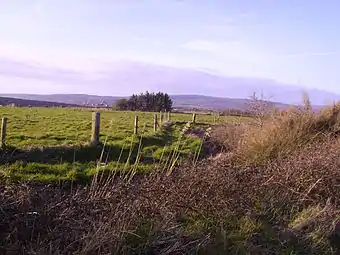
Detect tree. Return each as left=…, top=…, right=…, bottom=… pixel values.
left=163, top=93, right=173, bottom=112
left=114, top=91, right=173, bottom=112
left=114, top=99, right=128, bottom=110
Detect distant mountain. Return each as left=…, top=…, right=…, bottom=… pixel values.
left=0, top=93, right=300, bottom=111
left=171, top=95, right=296, bottom=110
left=0, top=96, right=78, bottom=108
left=0, top=94, right=123, bottom=106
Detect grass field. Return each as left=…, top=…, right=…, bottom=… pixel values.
left=0, top=107, right=247, bottom=181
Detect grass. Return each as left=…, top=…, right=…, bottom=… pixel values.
left=0, top=107, right=247, bottom=181
left=0, top=107, right=245, bottom=147
left=234, top=103, right=340, bottom=166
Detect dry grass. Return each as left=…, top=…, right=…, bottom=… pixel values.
left=234, top=102, right=340, bottom=166
left=2, top=150, right=339, bottom=254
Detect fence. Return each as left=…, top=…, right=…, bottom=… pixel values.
left=1, top=117, right=7, bottom=149
left=0, top=111, right=201, bottom=148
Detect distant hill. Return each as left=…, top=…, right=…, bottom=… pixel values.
left=0, top=96, right=79, bottom=108
left=170, top=95, right=294, bottom=111
left=0, top=94, right=123, bottom=106
left=1, top=93, right=298, bottom=111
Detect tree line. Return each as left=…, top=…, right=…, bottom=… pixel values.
left=114, top=92, right=173, bottom=112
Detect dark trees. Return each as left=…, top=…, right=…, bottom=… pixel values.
left=115, top=92, right=173, bottom=112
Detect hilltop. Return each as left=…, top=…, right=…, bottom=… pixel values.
left=0, top=96, right=78, bottom=108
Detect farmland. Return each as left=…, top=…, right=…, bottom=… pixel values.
left=0, top=107, right=247, bottom=181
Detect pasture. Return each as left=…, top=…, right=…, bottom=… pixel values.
left=0, top=107, right=247, bottom=181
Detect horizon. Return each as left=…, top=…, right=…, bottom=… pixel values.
left=0, top=92, right=328, bottom=107
left=1, top=1, right=340, bottom=97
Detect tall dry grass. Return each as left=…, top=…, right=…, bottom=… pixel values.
left=234, top=101, right=340, bottom=166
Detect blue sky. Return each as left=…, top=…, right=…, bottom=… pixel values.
left=1, top=0, right=340, bottom=94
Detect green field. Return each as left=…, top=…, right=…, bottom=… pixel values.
left=0, top=107, right=246, bottom=182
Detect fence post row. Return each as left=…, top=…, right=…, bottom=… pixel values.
left=192, top=112, right=197, bottom=124
left=159, top=111, right=163, bottom=124
left=91, top=112, right=100, bottom=146
left=1, top=117, right=7, bottom=149
left=1, top=111, right=201, bottom=149
left=154, top=113, right=158, bottom=132
left=134, top=116, right=139, bottom=135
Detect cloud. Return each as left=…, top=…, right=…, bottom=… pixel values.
left=180, top=39, right=255, bottom=57
left=32, top=1, right=44, bottom=17
left=131, top=36, right=162, bottom=46
left=0, top=58, right=87, bottom=84
left=238, top=12, right=256, bottom=19
left=283, top=51, right=340, bottom=58
left=202, top=11, right=256, bottom=31
left=202, top=24, right=237, bottom=31
left=181, top=40, right=224, bottom=52
left=0, top=42, right=113, bottom=72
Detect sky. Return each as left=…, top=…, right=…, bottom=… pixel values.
left=1, top=0, right=340, bottom=95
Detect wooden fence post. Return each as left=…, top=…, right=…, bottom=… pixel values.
left=192, top=112, right=197, bottom=123
left=134, top=116, right=139, bottom=135
left=160, top=111, right=163, bottom=124
left=91, top=112, right=100, bottom=146
left=1, top=117, right=7, bottom=149
left=154, top=113, right=158, bottom=132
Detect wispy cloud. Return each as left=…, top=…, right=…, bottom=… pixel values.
left=0, top=58, right=87, bottom=84
left=131, top=36, right=162, bottom=46
left=202, top=11, right=256, bottom=31
left=238, top=12, right=256, bottom=18
left=181, top=40, right=225, bottom=52
left=32, top=1, right=44, bottom=17
left=283, top=51, right=340, bottom=58
left=203, top=24, right=236, bottom=30
left=180, top=39, right=272, bottom=68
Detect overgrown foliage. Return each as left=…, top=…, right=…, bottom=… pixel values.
left=236, top=100, right=340, bottom=166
